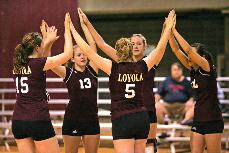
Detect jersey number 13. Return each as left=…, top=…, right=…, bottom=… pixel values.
left=79, top=78, right=92, bottom=89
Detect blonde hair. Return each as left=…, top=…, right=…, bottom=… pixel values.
left=115, top=38, right=133, bottom=62
left=131, top=34, right=147, bottom=47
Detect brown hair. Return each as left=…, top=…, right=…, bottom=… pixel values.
left=115, top=38, right=133, bottom=62
left=13, top=32, right=42, bottom=72
left=191, top=43, right=216, bottom=77
left=131, top=34, right=147, bottom=47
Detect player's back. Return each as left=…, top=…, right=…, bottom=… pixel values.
left=109, top=60, right=148, bottom=120
left=12, top=58, right=49, bottom=121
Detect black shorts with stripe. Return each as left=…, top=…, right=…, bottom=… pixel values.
left=62, top=119, right=100, bottom=136
left=191, top=120, right=224, bottom=135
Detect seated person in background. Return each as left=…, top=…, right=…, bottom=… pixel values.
left=155, top=62, right=194, bottom=125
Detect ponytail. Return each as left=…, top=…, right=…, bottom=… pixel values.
left=13, top=32, right=42, bottom=72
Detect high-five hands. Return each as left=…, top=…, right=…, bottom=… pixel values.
left=40, top=20, right=59, bottom=44
left=78, top=8, right=89, bottom=25
left=165, top=10, right=176, bottom=30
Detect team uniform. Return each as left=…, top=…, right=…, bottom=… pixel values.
left=190, top=66, right=224, bottom=135
left=143, top=64, right=157, bottom=123
left=109, top=60, right=150, bottom=140
left=12, top=58, right=55, bottom=141
left=62, top=65, right=100, bottom=136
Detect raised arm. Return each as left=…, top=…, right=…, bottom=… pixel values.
left=78, top=9, right=98, bottom=74
left=172, top=28, right=210, bottom=71
left=169, top=35, right=190, bottom=70
left=43, top=13, right=73, bottom=71
left=144, top=10, right=175, bottom=70
left=51, top=66, right=66, bottom=78
left=168, top=15, right=190, bottom=70
left=78, top=8, right=118, bottom=62
left=70, top=19, right=112, bottom=75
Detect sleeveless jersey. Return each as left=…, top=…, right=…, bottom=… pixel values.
left=12, top=58, right=49, bottom=121
left=109, top=60, right=148, bottom=120
left=190, top=66, right=223, bottom=122
left=63, top=65, right=98, bottom=122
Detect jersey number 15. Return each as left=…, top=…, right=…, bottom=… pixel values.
left=16, top=77, right=29, bottom=93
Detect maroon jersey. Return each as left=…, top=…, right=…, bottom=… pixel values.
left=143, top=65, right=157, bottom=112
left=190, top=66, right=223, bottom=122
left=12, top=58, right=49, bottom=121
left=63, top=65, right=98, bottom=122
left=109, top=60, right=148, bottom=120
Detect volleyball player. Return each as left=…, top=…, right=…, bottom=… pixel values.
left=70, top=9, right=175, bottom=153
left=130, top=34, right=158, bottom=153
left=169, top=15, right=223, bottom=153
left=77, top=9, right=163, bottom=153
left=12, top=13, right=73, bottom=153
left=41, top=15, right=100, bottom=153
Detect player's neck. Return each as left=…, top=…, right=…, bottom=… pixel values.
left=74, top=64, right=86, bottom=72
left=133, top=54, right=144, bottom=62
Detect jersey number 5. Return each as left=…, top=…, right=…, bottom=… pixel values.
left=79, top=78, right=92, bottom=89
left=16, top=77, right=29, bottom=93
left=125, top=84, right=136, bottom=99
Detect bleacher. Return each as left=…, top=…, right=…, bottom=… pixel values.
left=0, top=77, right=229, bottom=153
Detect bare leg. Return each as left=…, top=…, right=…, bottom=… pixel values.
left=135, top=139, right=147, bottom=153
left=15, top=138, right=36, bottom=153
left=35, top=136, right=60, bottom=153
left=205, top=133, right=222, bottom=153
left=82, top=135, right=100, bottom=153
left=63, top=135, right=81, bottom=153
left=190, top=132, right=205, bottom=153
left=147, top=123, right=157, bottom=139
left=113, top=139, right=135, bottom=153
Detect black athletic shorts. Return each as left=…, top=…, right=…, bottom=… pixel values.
left=12, top=120, right=56, bottom=141
left=112, top=111, right=150, bottom=140
left=62, top=119, right=100, bottom=136
left=191, top=120, right=224, bottom=135
left=148, top=111, right=157, bottom=123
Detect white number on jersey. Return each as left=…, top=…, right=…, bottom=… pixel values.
left=16, top=77, right=29, bottom=93
left=79, top=78, right=92, bottom=89
left=125, top=84, right=136, bottom=99
left=191, top=79, right=198, bottom=89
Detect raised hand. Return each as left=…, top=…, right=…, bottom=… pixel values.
left=172, top=14, right=176, bottom=32
left=40, top=20, right=48, bottom=40
left=45, top=26, right=59, bottom=44
left=65, top=12, right=71, bottom=32
left=78, top=9, right=87, bottom=29
left=78, top=8, right=89, bottom=25
left=165, top=10, right=176, bottom=30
